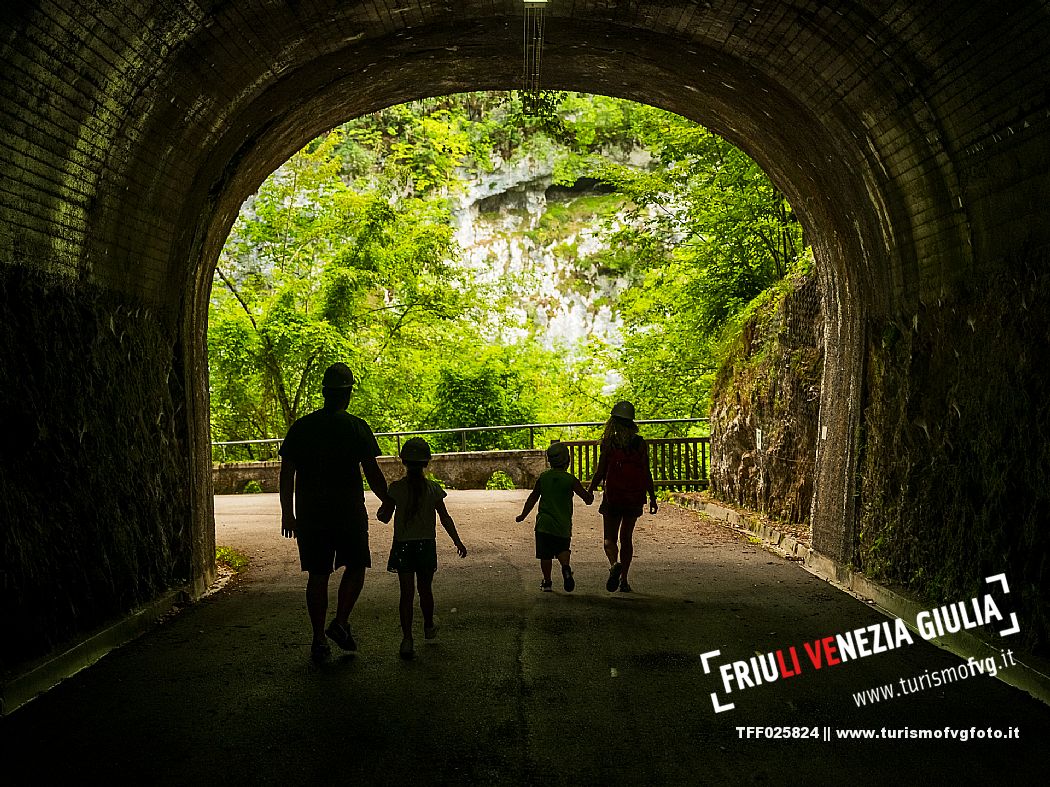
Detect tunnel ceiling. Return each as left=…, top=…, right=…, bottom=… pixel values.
left=2, top=1, right=1049, bottom=321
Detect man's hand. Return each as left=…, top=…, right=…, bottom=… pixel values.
left=376, top=502, right=393, bottom=523
left=281, top=513, right=297, bottom=539
left=649, top=497, right=659, bottom=515
left=454, top=540, right=468, bottom=558
left=515, top=513, right=527, bottom=523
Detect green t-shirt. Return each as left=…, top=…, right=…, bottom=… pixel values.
left=535, top=468, right=577, bottom=538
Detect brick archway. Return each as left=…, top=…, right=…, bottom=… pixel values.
left=2, top=2, right=1048, bottom=668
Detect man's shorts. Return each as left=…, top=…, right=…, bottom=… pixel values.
left=296, top=524, right=371, bottom=574
left=535, top=531, right=571, bottom=560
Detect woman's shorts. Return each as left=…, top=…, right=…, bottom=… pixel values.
left=387, top=539, right=438, bottom=573
left=599, top=498, right=644, bottom=520
left=535, top=531, right=571, bottom=560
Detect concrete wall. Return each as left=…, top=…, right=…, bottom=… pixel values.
left=214, top=450, right=547, bottom=495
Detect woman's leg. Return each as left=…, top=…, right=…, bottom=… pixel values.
left=416, top=568, right=436, bottom=630
left=602, top=513, right=621, bottom=565
left=619, top=516, right=639, bottom=584
left=398, top=570, right=416, bottom=638
left=603, top=514, right=625, bottom=591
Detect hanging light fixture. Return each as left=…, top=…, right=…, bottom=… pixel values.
left=521, top=0, right=548, bottom=116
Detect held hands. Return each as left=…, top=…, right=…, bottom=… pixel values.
left=281, top=513, right=297, bottom=539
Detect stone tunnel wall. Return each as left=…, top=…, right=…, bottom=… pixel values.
left=856, top=249, right=1050, bottom=657
left=708, top=267, right=823, bottom=525
left=0, top=266, right=191, bottom=671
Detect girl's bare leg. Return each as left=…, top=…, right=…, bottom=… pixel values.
left=398, top=571, right=416, bottom=638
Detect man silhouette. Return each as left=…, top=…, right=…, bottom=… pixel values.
left=279, top=362, right=392, bottom=661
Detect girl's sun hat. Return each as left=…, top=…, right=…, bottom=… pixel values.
left=400, top=436, right=432, bottom=464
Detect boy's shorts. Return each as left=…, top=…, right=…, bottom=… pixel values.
left=535, top=531, right=571, bottom=560
left=296, top=524, right=371, bottom=574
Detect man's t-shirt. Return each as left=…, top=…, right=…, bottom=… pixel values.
left=535, top=468, right=577, bottom=538
left=279, top=407, right=381, bottom=530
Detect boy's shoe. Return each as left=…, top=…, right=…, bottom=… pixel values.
left=424, top=625, right=439, bottom=640
left=619, top=579, right=633, bottom=593
left=540, top=578, right=553, bottom=592
left=562, top=565, right=575, bottom=592
left=606, top=562, right=622, bottom=592
left=400, top=636, right=415, bottom=660
left=326, top=620, right=357, bottom=652
left=310, top=642, right=332, bottom=663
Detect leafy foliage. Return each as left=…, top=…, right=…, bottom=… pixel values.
left=578, top=106, right=805, bottom=423
left=485, top=471, right=516, bottom=490
left=208, top=92, right=805, bottom=447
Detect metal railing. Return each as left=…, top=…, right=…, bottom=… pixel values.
left=562, top=436, right=709, bottom=491
left=211, top=417, right=708, bottom=464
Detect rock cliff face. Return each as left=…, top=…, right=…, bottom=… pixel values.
left=708, top=269, right=823, bottom=525
left=451, top=146, right=651, bottom=355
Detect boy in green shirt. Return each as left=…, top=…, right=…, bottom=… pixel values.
left=516, top=442, right=594, bottom=592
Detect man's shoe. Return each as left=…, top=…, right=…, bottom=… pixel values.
left=400, top=636, right=415, bottom=659
left=311, top=642, right=332, bottom=663
left=619, top=579, right=633, bottom=593
left=326, top=620, right=357, bottom=652
left=540, top=579, right=553, bottom=592
left=562, top=565, right=575, bottom=593
left=424, top=625, right=438, bottom=640
left=606, top=562, right=622, bottom=592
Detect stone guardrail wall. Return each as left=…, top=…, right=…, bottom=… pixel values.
left=213, top=449, right=548, bottom=494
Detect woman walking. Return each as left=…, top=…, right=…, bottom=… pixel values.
left=588, top=401, right=657, bottom=592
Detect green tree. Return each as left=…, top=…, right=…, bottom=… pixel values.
left=209, top=128, right=475, bottom=446
left=428, top=349, right=538, bottom=451
left=577, top=106, right=806, bottom=422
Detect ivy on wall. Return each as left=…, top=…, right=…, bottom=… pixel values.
left=707, top=264, right=823, bottom=525
left=0, top=266, right=190, bottom=669
left=856, top=251, right=1050, bottom=656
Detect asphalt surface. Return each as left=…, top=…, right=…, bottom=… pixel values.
left=3, top=491, right=1048, bottom=785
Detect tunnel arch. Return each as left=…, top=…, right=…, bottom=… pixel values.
left=167, top=6, right=971, bottom=575
left=3, top=2, right=1049, bottom=669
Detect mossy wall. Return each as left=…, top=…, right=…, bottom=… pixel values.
left=708, top=269, right=824, bottom=524
left=0, top=266, right=191, bottom=672
left=856, top=252, right=1050, bottom=656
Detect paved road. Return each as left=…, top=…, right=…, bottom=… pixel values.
left=4, top=492, right=1048, bottom=785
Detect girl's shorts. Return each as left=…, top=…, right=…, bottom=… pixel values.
left=387, top=539, right=438, bottom=573
left=535, top=531, right=571, bottom=560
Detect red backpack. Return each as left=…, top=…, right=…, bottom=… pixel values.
left=604, top=437, right=649, bottom=506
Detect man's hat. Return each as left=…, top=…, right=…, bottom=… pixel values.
left=322, top=362, right=355, bottom=389
left=610, top=400, right=636, bottom=422
left=546, top=442, right=570, bottom=466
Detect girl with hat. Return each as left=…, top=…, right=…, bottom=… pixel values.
left=377, top=437, right=467, bottom=659
left=588, top=401, right=657, bottom=592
